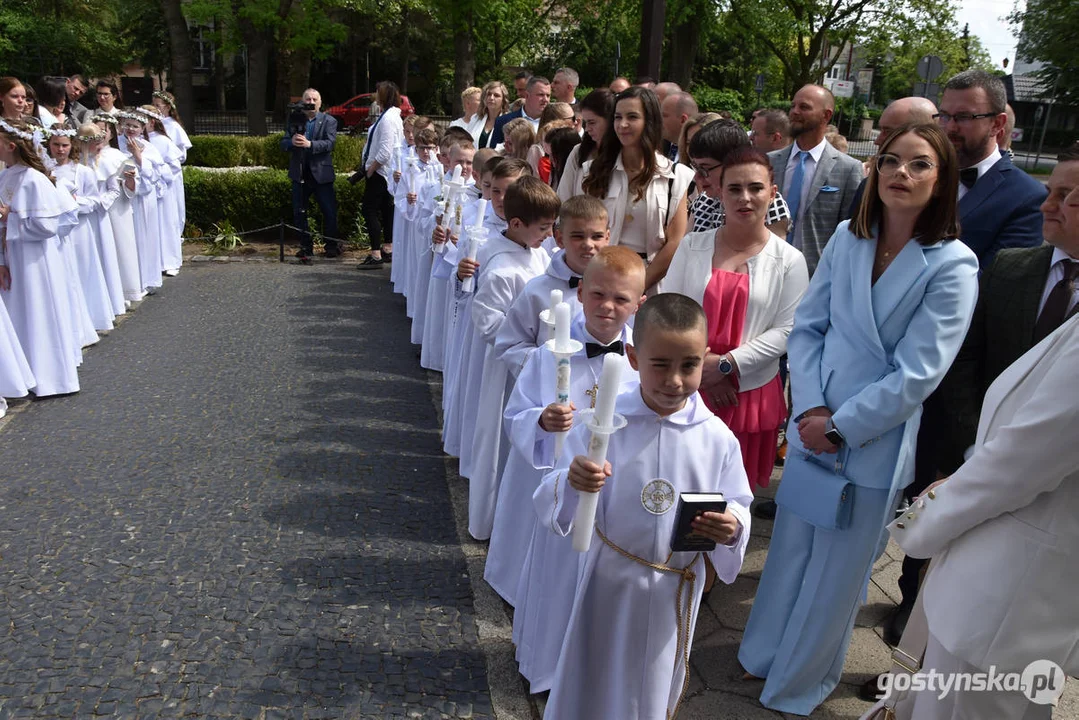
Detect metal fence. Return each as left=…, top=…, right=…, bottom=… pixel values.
left=192, top=112, right=286, bottom=136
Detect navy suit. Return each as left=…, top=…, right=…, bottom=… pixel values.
left=281, top=112, right=339, bottom=253
left=489, top=108, right=527, bottom=149
left=957, top=154, right=1046, bottom=268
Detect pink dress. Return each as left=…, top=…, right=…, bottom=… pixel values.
left=701, top=268, right=786, bottom=489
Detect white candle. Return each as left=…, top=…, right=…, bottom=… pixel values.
left=451, top=165, right=462, bottom=182
left=461, top=225, right=489, bottom=293
left=473, top=199, right=488, bottom=228
left=572, top=352, right=624, bottom=552
left=554, top=301, right=571, bottom=351
left=547, top=289, right=563, bottom=342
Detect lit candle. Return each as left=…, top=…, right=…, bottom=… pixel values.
left=572, top=352, right=624, bottom=552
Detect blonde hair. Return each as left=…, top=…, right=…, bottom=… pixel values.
left=461, top=86, right=482, bottom=104
left=0, top=118, right=54, bottom=182
left=502, top=117, right=535, bottom=160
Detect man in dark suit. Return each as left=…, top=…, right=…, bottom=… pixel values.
left=766, top=84, right=863, bottom=275
left=280, top=88, right=340, bottom=260
left=65, top=75, right=92, bottom=124
left=489, top=76, right=550, bottom=149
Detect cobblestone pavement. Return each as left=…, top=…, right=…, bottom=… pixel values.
left=0, top=263, right=494, bottom=719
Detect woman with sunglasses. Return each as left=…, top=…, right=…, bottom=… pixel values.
left=737, top=123, right=979, bottom=715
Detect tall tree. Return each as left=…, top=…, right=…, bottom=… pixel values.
left=637, top=0, right=665, bottom=81
left=160, top=0, right=195, bottom=127
left=1009, top=0, right=1079, bottom=105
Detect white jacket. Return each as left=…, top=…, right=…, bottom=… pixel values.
left=893, top=315, right=1079, bottom=674
left=574, top=151, right=693, bottom=260
left=664, top=229, right=808, bottom=391
left=365, top=106, right=403, bottom=180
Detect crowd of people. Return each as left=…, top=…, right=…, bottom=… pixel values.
left=0, top=75, right=191, bottom=416
left=371, top=66, right=1075, bottom=719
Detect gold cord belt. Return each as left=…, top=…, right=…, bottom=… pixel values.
left=594, top=526, right=700, bottom=720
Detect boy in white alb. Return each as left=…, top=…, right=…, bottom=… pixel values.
left=456, top=176, right=557, bottom=539
left=536, top=294, right=753, bottom=720
left=494, top=195, right=611, bottom=379
left=405, top=130, right=455, bottom=318
left=442, top=158, right=531, bottom=460
left=391, top=125, right=438, bottom=298
left=491, top=248, right=647, bottom=693
left=412, top=138, right=474, bottom=346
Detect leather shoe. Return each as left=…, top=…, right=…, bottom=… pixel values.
left=883, top=599, right=914, bottom=647
left=776, top=437, right=787, bottom=466
left=323, top=246, right=342, bottom=259
left=858, top=674, right=888, bottom=702
left=752, top=500, right=777, bottom=520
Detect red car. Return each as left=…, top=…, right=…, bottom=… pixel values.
left=326, top=93, right=415, bottom=134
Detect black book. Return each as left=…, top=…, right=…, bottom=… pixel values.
left=669, top=492, right=727, bottom=552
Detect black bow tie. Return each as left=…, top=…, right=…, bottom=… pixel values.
left=960, top=167, right=979, bottom=189
left=586, top=341, right=624, bottom=358
left=568, top=276, right=581, bottom=288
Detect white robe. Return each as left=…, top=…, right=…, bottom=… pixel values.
left=0, top=165, right=80, bottom=396
left=440, top=213, right=507, bottom=458
left=78, top=156, right=126, bottom=318
left=421, top=190, right=481, bottom=371
left=390, top=161, right=418, bottom=295
left=536, top=389, right=753, bottom=720
left=493, top=250, right=583, bottom=380
left=148, top=131, right=184, bottom=274
left=52, top=181, right=98, bottom=354
left=161, top=118, right=189, bottom=228
left=466, top=233, right=550, bottom=539
left=95, top=148, right=144, bottom=303
left=406, top=171, right=441, bottom=322
left=121, top=138, right=165, bottom=290
left=0, top=276, right=34, bottom=399
left=54, top=163, right=115, bottom=332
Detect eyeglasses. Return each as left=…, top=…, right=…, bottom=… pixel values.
left=933, top=112, right=996, bottom=125
left=690, top=162, right=721, bottom=177
left=876, top=154, right=937, bottom=179
left=417, top=145, right=438, bottom=152
left=97, top=91, right=113, bottom=97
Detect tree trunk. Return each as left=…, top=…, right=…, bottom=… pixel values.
left=452, top=9, right=475, bottom=117
left=637, top=0, right=665, bottom=81
left=244, top=30, right=271, bottom=135
left=214, top=20, right=227, bottom=111
left=160, top=0, right=195, bottom=128
left=668, top=16, right=699, bottom=89
left=287, top=48, right=312, bottom=98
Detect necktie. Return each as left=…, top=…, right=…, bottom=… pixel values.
left=586, top=340, right=624, bottom=358
left=361, top=111, right=386, bottom=166
left=568, top=276, right=581, bottom=288
left=785, top=150, right=808, bottom=244
left=1033, top=260, right=1079, bottom=342
left=959, top=167, right=979, bottom=189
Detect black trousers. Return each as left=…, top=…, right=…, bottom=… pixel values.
left=292, top=172, right=339, bottom=253
left=361, top=172, right=395, bottom=251
left=897, top=391, right=946, bottom=603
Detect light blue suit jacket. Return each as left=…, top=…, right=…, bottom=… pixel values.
left=786, top=221, right=979, bottom=493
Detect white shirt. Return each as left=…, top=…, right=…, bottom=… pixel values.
left=1038, top=246, right=1079, bottom=318
left=365, top=106, right=404, bottom=181
left=783, top=138, right=828, bottom=248
left=522, top=109, right=540, bottom=132
left=957, top=147, right=1001, bottom=201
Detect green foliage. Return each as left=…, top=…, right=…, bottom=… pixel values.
left=346, top=213, right=371, bottom=250
left=183, top=167, right=367, bottom=238
left=0, top=0, right=129, bottom=78
left=690, top=85, right=746, bottom=119
left=185, top=135, right=365, bottom=172
left=1010, top=0, right=1079, bottom=106
left=204, top=221, right=246, bottom=255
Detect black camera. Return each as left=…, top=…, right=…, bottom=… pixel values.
left=287, top=102, right=316, bottom=136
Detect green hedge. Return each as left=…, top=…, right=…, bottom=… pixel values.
left=186, top=134, right=365, bottom=173
left=183, top=167, right=366, bottom=240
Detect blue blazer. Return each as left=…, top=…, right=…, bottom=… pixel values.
left=489, top=108, right=526, bottom=148
left=280, top=112, right=338, bottom=185
left=958, top=154, right=1046, bottom=269
left=786, top=222, right=979, bottom=493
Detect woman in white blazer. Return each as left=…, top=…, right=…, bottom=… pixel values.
left=577, top=86, right=693, bottom=292
left=665, top=146, right=808, bottom=490
left=884, top=315, right=1079, bottom=720
left=459, top=81, right=508, bottom=150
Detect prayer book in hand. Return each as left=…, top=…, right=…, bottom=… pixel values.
left=669, top=493, right=727, bottom=552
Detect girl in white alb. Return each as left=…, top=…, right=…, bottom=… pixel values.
left=117, top=111, right=165, bottom=292
left=91, top=115, right=144, bottom=304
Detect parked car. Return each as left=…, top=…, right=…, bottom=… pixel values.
left=325, top=93, right=415, bottom=135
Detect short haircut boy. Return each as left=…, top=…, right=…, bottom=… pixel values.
left=483, top=154, right=505, bottom=176
left=490, top=156, right=533, bottom=181
left=474, top=147, right=498, bottom=170
left=689, top=118, right=751, bottom=163
left=414, top=126, right=440, bottom=147
left=443, top=125, right=474, bottom=145
left=583, top=246, right=645, bottom=282
left=632, top=293, right=707, bottom=347
left=559, top=194, right=608, bottom=227
left=503, top=176, right=561, bottom=226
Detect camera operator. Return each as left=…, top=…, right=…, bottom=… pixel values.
left=356, top=81, right=404, bottom=268
left=280, top=88, right=341, bottom=259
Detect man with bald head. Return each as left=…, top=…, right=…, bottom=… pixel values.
left=765, top=84, right=863, bottom=274
left=609, top=77, right=631, bottom=94
left=875, top=95, right=937, bottom=147
left=661, top=91, right=698, bottom=162
left=653, top=81, right=681, bottom=105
